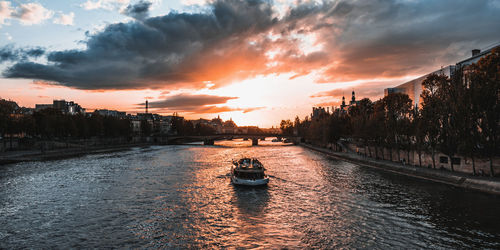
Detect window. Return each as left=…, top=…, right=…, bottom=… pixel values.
left=439, top=156, right=448, bottom=164
left=452, top=157, right=461, bottom=165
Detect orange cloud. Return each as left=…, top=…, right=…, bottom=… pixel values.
left=3, top=0, right=499, bottom=92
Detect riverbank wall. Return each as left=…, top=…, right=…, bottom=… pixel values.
left=339, top=143, right=500, bottom=176
left=301, top=143, right=500, bottom=196
left=0, top=143, right=153, bottom=165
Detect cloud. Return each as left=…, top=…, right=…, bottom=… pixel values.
left=137, top=93, right=262, bottom=114
left=3, top=0, right=500, bottom=90
left=3, top=0, right=278, bottom=90
left=0, top=1, right=12, bottom=26
left=138, top=93, right=245, bottom=114
left=181, top=0, right=208, bottom=6
left=309, top=0, right=500, bottom=82
left=143, top=94, right=237, bottom=108
left=310, top=89, right=344, bottom=98
left=53, top=12, right=75, bottom=26
left=0, top=45, right=45, bottom=63
left=242, top=107, right=264, bottom=113
left=310, top=79, right=409, bottom=106
left=189, top=105, right=238, bottom=114
left=81, top=0, right=131, bottom=11
left=314, top=101, right=340, bottom=107
left=11, top=2, right=53, bottom=25
left=0, top=1, right=54, bottom=26
left=122, top=0, right=151, bottom=20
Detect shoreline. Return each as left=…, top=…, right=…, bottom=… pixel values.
left=300, top=143, right=500, bottom=196
left=0, top=143, right=153, bottom=165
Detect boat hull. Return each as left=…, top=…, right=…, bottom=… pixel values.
left=231, top=176, right=269, bottom=186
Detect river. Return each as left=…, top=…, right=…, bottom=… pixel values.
left=1, top=139, right=499, bottom=248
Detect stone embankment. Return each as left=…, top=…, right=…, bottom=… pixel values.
left=301, top=143, right=500, bottom=196
left=0, top=143, right=151, bottom=165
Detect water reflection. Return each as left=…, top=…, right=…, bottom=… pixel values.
left=0, top=141, right=499, bottom=249
left=232, top=185, right=270, bottom=215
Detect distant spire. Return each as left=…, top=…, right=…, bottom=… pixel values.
left=145, top=100, right=148, bottom=114
left=351, top=90, right=355, bottom=102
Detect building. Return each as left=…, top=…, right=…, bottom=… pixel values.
left=210, top=116, right=223, bottom=134
left=191, top=118, right=211, bottom=128
left=312, top=90, right=361, bottom=117
left=385, top=66, right=455, bottom=108
left=159, top=115, right=175, bottom=134
left=35, top=100, right=85, bottom=114
left=35, top=104, right=53, bottom=111
left=340, top=90, right=359, bottom=110
left=456, top=47, right=497, bottom=67
left=384, top=43, right=500, bottom=108
left=332, top=90, right=359, bottom=114
left=131, top=120, right=141, bottom=133
left=94, top=109, right=126, bottom=118
left=128, top=112, right=179, bottom=135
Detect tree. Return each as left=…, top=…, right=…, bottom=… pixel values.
left=458, top=67, right=481, bottom=175
left=421, top=74, right=448, bottom=169
left=369, top=100, right=386, bottom=159
left=0, top=99, right=16, bottom=149
left=195, top=123, right=216, bottom=135
left=33, top=108, right=64, bottom=139
left=349, top=98, right=374, bottom=156
left=438, top=71, right=465, bottom=172
left=280, top=119, right=294, bottom=135
left=381, top=93, right=413, bottom=162
left=412, top=109, right=426, bottom=168
left=467, top=48, right=500, bottom=176
left=329, top=112, right=350, bottom=151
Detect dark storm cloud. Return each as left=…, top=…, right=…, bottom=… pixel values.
left=137, top=93, right=264, bottom=114
left=314, top=0, right=500, bottom=81
left=3, top=0, right=277, bottom=90
left=3, top=0, right=500, bottom=89
left=123, top=0, right=152, bottom=20
left=0, top=45, right=45, bottom=63
left=142, top=94, right=238, bottom=108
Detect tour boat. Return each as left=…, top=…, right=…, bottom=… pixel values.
left=231, top=157, right=269, bottom=186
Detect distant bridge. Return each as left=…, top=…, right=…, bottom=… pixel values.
left=156, top=134, right=300, bottom=146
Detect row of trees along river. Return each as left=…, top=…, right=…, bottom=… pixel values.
left=280, top=48, right=499, bottom=176
left=0, top=103, right=244, bottom=152
left=0, top=108, right=243, bottom=140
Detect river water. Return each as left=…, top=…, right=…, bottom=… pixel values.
left=1, top=139, right=499, bottom=249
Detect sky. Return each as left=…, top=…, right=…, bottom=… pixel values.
left=0, top=0, right=499, bottom=127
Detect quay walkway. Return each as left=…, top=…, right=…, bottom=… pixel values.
left=301, top=143, right=500, bottom=196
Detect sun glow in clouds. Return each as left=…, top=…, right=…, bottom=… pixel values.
left=1, top=0, right=498, bottom=127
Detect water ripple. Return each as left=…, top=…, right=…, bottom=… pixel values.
left=1, top=140, right=499, bottom=248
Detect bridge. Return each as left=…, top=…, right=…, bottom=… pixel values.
left=155, top=134, right=301, bottom=146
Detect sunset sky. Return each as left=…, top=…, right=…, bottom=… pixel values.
left=1, top=0, right=499, bottom=127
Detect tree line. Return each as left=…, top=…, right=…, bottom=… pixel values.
left=0, top=104, right=244, bottom=146
left=281, top=48, right=499, bottom=176
left=0, top=107, right=133, bottom=140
